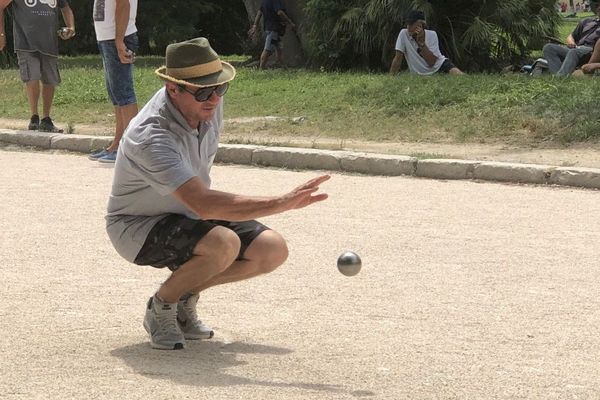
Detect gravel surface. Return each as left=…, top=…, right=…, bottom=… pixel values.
left=1, top=148, right=599, bottom=400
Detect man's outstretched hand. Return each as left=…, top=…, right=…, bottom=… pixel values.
left=282, top=174, right=330, bottom=210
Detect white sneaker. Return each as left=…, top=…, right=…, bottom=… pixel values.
left=143, top=295, right=185, bottom=350
left=177, top=293, right=214, bottom=340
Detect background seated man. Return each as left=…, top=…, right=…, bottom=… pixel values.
left=389, top=10, right=463, bottom=76
left=573, top=34, right=600, bottom=76
left=543, top=0, right=600, bottom=77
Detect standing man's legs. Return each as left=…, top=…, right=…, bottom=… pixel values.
left=275, top=47, right=284, bottom=68
left=91, top=33, right=139, bottom=162
left=18, top=51, right=63, bottom=132
left=260, top=49, right=272, bottom=69
left=260, top=31, right=280, bottom=69
left=24, top=80, right=40, bottom=129
left=114, top=103, right=139, bottom=149
left=41, top=84, right=55, bottom=120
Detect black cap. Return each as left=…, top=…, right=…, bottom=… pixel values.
left=406, top=10, right=425, bottom=25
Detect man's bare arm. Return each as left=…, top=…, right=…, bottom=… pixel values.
left=0, top=0, right=13, bottom=51
left=59, top=4, right=76, bottom=39
left=248, top=10, right=262, bottom=37
left=115, top=0, right=132, bottom=63
left=172, top=175, right=330, bottom=221
left=417, top=44, right=438, bottom=67
left=389, top=51, right=404, bottom=74
left=277, top=9, right=295, bottom=30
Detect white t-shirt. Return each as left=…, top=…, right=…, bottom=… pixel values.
left=395, top=28, right=446, bottom=75
left=93, top=0, right=138, bottom=41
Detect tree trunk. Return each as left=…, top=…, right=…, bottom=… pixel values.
left=241, top=0, right=307, bottom=67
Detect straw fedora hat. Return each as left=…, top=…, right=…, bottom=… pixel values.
left=155, top=37, right=236, bottom=88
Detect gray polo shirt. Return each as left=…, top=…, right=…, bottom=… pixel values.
left=105, top=87, right=223, bottom=262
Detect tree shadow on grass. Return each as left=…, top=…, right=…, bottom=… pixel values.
left=110, top=340, right=374, bottom=396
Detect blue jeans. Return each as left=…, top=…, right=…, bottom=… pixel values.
left=542, top=43, right=592, bottom=77
left=97, top=33, right=139, bottom=106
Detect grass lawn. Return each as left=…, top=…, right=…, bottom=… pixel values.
left=0, top=15, right=598, bottom=148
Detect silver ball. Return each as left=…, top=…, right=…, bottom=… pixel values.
left=337, top=251, right=362, bottom=276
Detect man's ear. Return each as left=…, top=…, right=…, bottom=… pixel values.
left=165, top=82, right=179, bottom=96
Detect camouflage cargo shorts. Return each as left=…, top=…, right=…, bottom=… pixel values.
left=134, top=214, right=270, bottom=271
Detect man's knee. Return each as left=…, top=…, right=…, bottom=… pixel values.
left=193, top=226, right=241, bottom=269
left=250, top=230, right=289, bottom=274
left=542, top=43, right=554, bottom=56
left=542, top=43, right=551, bottom=52
left=264, top=244, right=288, bottom=273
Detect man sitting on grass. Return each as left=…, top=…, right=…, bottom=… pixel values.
left=543, top=0, right=600, bottom=77
left=389, top=10, right=464, bottom=76
left=574, top=34, right=600, bottom=76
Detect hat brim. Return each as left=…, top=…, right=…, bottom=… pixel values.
left=155, top=61, right=236, bottom=88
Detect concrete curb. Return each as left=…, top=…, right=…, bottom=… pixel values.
left=1, top=129, right=599, bottom=190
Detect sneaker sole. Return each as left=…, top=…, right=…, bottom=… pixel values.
left=184, top=330, right=214, bottom=340
left=149, top=339, right=185, bottom=350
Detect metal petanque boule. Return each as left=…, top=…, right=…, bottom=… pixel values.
left=337, top=251, right=362, bottom=276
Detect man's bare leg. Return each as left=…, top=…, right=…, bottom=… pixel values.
left=156, top=226, right=242, bottom=303
left=190, top=229, right=288, bottom=294
left=41, top=83, right=55, bottom=118
left=259, top=49, right=272, bottom=69
left=25, top=81, right=40, bottom=117
left=275, top=48, right=285, bottom=68
left=107, top=103, right=138, bottom=152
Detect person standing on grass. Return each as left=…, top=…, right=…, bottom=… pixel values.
left=389, top=10, right=463, bottom=76
left=248, top=0, right=296, bottom=69
left=543, top=1, right=600, bottom=77
left=105, top=37, right=330, bottom=350
left=89, top=0, right=138, bottom=163
left=0, top=0, right=75, bottom=133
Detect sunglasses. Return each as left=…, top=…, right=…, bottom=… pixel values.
left=179, top=82, right=229, bottom=102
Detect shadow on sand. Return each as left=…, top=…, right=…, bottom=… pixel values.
left=111, top=340, right=374, bottom=396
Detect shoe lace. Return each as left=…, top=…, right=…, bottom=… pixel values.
left=156, top=308, right=179, bottom=335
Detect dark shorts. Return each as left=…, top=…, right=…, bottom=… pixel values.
left=134, top=214, right=270, bottom=271
left=264, top=30, right=282, bottom=52
left=97, top=33, right=138, bottom=106
left=438, top=58, right=457, bottom=73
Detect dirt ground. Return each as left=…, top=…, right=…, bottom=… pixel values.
left=2, top=117, right=600, bottom=169
left=1, top=148, right=599, bottom=399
